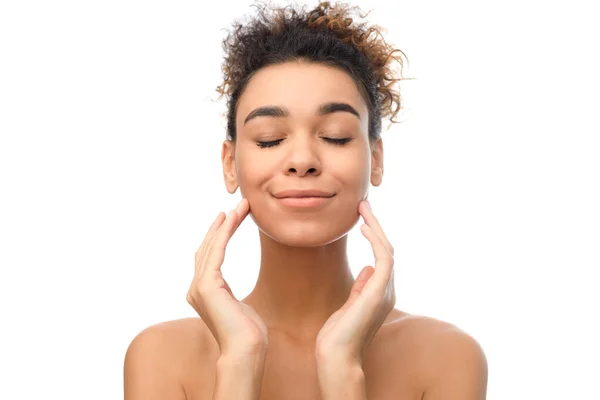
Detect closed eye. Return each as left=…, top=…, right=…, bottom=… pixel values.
left=256, top=137, right=353, bottom=148
left=256, top=139, right=284, bottom=148
left=323, top=137, right=352, bottom=145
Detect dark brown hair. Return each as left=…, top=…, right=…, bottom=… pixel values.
left=215, top=0, right=410, bottom=145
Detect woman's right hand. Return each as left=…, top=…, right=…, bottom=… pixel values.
left=186, top=197, right=268, bottom=358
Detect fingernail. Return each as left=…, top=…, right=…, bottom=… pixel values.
left=365, top=200, right=371, bottom=209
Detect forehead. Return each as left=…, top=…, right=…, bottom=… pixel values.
left=236, top=61, right=368, bottom=124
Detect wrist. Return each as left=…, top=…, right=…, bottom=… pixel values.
left=221, top=342, right=268, bottom=360
left=317, top=362, right=366, bottom=400
left=316, top=348, right=361, bottom=369
left=317, top=357, right=362, bottom=375
left=218, top=350, right=267, bottom=369
left=214, top=353, right=267, bottom=400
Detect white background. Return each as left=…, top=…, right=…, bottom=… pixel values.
left=1, top=0, right=598, bottom=398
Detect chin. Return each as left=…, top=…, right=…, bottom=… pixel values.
left=253, top=214, right=359, bottom=247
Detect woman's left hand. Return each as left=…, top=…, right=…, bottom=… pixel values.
left=315, top=200, right=396, bottom=366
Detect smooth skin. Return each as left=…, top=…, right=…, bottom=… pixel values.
left=315, top=200, right=396, bottom=366
left=124, top=61, right=488, bottom=400
left=124, top=198, right=487, bottom=400
left=186, top=197, right=268, bottom=358
left=188, top=194, right=396, bottom=364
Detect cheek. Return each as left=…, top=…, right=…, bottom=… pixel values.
left=236, top=158, right=277, bottom=216
left=236, top=151, right=267, bottom=190
left=332, top=152, right=371, bottom=194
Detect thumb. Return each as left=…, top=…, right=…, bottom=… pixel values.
left=344, top=266, right=375, bottom=308
left=222, top=279, right=238, bottom=301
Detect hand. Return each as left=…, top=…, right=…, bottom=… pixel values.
left=315, top=200, right=396, bottom=366
left=186, top=198, right=268, bottom=358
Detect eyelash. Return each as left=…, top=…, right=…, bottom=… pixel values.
left=256, top=137, right=352, bottom=148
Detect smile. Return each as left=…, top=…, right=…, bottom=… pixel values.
left=273, top=195, right=335, bottom=209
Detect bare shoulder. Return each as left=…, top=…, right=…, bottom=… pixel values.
left=124, top=317, right=216, bottom=400
left=385, top=311, right=488, bottom=399
left=125, top=317, right=211, bottom=360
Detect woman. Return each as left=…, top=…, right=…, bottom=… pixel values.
left=124, top=1, right=488, bottom=399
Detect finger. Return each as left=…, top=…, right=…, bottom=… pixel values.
left=197, top=198, right=249, bottom=277
left=360, top=223, right=394, bottom=294
left=199, top=199, right=248, bottom=281
left=222, top=278, right=238, bottom=301
left=195, top=212, right=226, bottom=275
left=359, top=201, right=393, bottom=256
left=204, top=198, right=250, bottom=275
left=199, top=225, right=223, bottom=277
left=201, top=210, right=236, bottom=279
left=222, top=198, right=250, bottom=239
left=359, top=201, right=394, bottom=256
left=195, top=212, right=226, bottom=260
left=344, top=265, right=375, bottom=308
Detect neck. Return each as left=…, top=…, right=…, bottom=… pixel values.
left=242, top=230, right=356, bottom=341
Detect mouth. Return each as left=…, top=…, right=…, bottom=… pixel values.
left=272, top=189, right=336, bottom=199
left=271, top=193, right=336, bottom=209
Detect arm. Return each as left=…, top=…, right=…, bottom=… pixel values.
left=423, top=329, right=488, bottom=400
left=212, top=353, right=267, bottom=400
left=316, top=358, right=367, bottom=400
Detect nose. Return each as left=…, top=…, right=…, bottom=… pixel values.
left=283, top=135, right=322, bottom=177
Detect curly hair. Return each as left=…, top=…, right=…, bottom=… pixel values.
left=215, top=0, right=411, bottom=145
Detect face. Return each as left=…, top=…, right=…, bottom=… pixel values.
left=222, top=61, right=383, bottom=247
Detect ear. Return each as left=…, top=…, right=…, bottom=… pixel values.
left=370, top=138, right=384, bottom=187
left=221, top=140, right=239, bottom=194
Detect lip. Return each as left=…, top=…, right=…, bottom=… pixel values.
left=271, top=189, right=336, bottom=209
left=274, top=196, right=334, bottom=208
left=272, top=189, right=335, bottom=199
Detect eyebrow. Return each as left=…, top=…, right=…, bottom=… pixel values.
left=243, top=102, right=361, bottom=125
